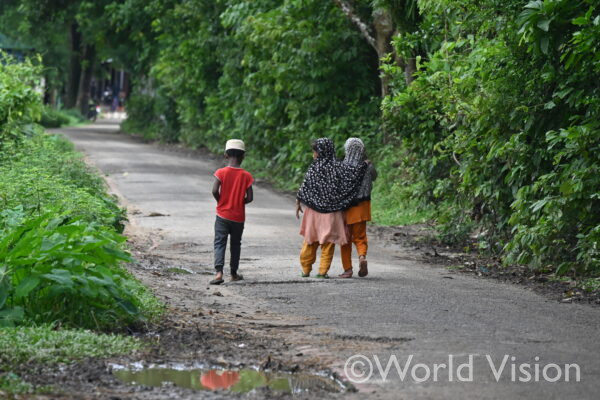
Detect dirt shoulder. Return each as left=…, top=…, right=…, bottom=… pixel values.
left=370, top=224, right=600, bottom=306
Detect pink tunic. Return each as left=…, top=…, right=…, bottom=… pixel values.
left=299, top=206, right=349, bottom=245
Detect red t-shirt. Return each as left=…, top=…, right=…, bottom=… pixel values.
left=214, top=166, right=254, bottom=222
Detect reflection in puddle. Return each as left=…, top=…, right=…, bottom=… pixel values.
left=111, top=363, right=346, bottom=394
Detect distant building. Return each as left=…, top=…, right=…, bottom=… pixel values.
left=0, top=32, right=33, bottom=61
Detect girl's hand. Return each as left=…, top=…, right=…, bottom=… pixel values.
left=295, top=201, right=303, bottom=219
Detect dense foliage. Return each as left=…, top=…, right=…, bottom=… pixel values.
left=0, top=57, right=161, bottom=328
left=118, top=0, right=380, bottom=187
left=382, top=0, right=599, bottom=276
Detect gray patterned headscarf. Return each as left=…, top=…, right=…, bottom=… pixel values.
left=343, top=137, right=375, bottom=203
left=344, top=138, right=365, bottom=166
left=297, top=138, right=367, bottom=213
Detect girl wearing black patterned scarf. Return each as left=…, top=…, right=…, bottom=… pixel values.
left=339, top=138, right=377, bottom=279
left=295, top=138, right=366, bottom=278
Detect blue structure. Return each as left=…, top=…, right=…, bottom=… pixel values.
left=0, top=32, right=33, bottom=62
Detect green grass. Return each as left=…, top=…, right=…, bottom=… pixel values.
left=371, top=179, right=433, bottom=226
left=165, top=267, right=192, bottom=274
left=0, top=325, right=142, bottom=367
left=580, top=278, right=600, bottom=293
left=128, top=276, right=166, bottom=321
left=372, top=194, right=432, bottom=226
left=0, top=372, right=35, bottom=395
left=0, top=325, right=142, bottom=395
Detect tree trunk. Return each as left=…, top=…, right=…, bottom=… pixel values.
left=372, top=8, right=395, bottom=97
left=404, top=57, right=417, bottom=85
left=333, top=1, right=420, bottom=90
left=76, top=44, right=96, bottom=116
left=65, top=23, right=82, bottom=109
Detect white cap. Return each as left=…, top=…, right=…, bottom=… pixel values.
left=225, top=139, right=245, bottom=151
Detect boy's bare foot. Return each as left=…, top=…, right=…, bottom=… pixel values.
left=230, top=274, right=244, bottom=282
left=210, top=272, right=224, bottom=285
left=339, top=269, right=353, bottom=278
left=358, top=256, right=368, bottom=277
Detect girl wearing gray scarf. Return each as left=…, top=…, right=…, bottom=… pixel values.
left=339, top=138, right=377, bottom=278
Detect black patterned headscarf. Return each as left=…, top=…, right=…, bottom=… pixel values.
left=297, top=138, right=367, bottom=213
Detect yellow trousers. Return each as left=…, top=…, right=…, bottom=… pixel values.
left=300, top=242, right=335, bottom=275
left=341, top=221, right=368, bottom=271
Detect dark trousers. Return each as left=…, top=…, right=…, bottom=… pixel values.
left=214, top=216, right=245, bottom=274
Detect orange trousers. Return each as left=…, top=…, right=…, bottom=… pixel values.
left=341, top=221, right=368, bottom=271
left=300, top=242, right=335, bottom=275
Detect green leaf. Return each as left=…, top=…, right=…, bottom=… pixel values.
left=14, top=276, right=41, bottom=299
left=555, top=263, right=571, bottom=276
left=0, top=307, right=24, bottom=327
left=41, top=269, right=74, bottom=287
left=540, top=36, right=549, bottom=54
left=537, top=19, right=550, bottom=31
left=531, top=198, right=549, bottom=213
left=559, top=181, right=573, bottom=196
left=0, top=266, right=10, bottom=309
left=572, top=16, right=588, bottom=26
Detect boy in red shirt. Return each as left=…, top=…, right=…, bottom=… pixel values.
left=210, top=139, right=254, bottom=285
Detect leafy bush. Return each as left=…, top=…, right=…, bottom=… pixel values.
left=0, top=207, right=144, bottom=328
left=0, top=54, right=42, bottom=145
left=40, top=106, right=71, bottom=128
left=40, top=106, right=84, bottom=128
left=120, top=86, right=180, bottom=142
left=382, top=0, right=600, bottom=276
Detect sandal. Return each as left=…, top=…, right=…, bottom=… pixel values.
left=210, top=278, right=224, bottom=285
left=301, top=273, right=310, bottom=278
left=231, top=274, right=244, bottom=282
left=315, top=274, right=329, bottom=279
left=358, top=257, right=368, bottom=277
left=339, top=270, right=353, bottom=278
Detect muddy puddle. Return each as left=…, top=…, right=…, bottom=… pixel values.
left=110, top=363, right=347, bottom=395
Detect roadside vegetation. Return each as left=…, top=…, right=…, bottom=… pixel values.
left=40, top=105, right=86, bottom=128
left=0, top=56, right=161, bottom=394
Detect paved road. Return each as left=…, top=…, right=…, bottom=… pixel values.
left=58, top=120, right=600, bottom=399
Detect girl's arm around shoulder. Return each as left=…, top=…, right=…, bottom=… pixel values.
left=366, top=160, right=378, bottom=181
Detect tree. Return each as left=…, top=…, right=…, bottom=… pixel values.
left=17, top=0, right=114, bottom=113
left=333, top=0, right=421, bottom=95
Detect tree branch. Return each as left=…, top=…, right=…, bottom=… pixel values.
left=333, top=0, right=377, bottom=52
